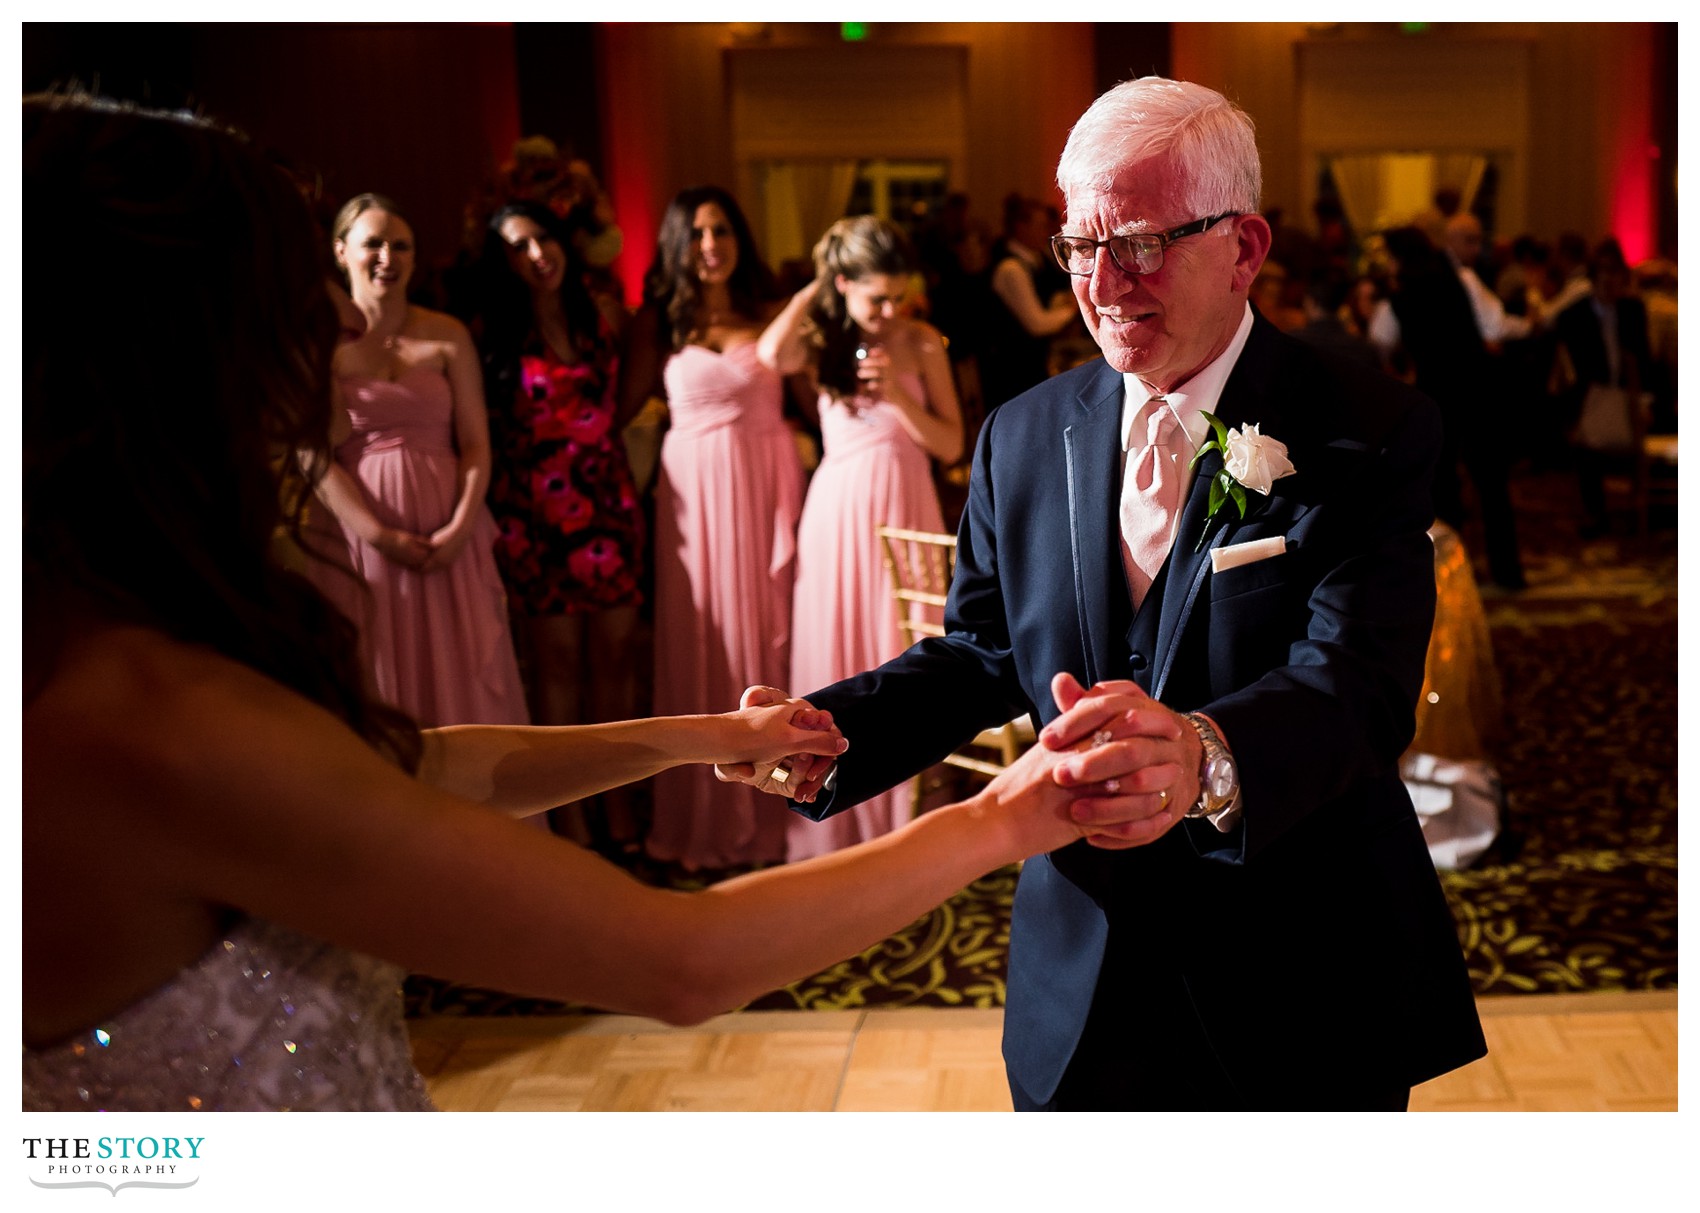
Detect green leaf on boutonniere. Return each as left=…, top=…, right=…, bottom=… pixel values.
left=1207, top=474, right=1227, bottom=517
left=1192, top=411, right=1271, bottom=551
left=1189, top=410, right=1230, bottom=472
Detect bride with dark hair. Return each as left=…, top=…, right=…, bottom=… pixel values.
left=22, top=95, right=1087, bottom=1111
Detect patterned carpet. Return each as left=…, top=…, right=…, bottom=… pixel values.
left=405, top=470, right=1677, bottom=1017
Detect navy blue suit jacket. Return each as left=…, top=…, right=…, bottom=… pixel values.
left=797, top=314, right=1486, bottom=1104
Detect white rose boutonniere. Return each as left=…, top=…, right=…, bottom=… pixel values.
left=1187, top=413, right=1295, bottom=550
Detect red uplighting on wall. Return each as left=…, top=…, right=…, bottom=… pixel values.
left=1608, top=141, right=1656, bottom=265
left=1601, top=27, right=1658, bottom=266
left=607, top=169, right=656, bottom=310
left=598, top=26, right=659, bottom=309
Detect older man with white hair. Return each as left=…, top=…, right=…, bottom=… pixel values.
left=735, top=77, right=1486, bottom=1110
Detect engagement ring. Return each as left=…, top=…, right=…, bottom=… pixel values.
left=1092, top=728, right=1115, bottom=747
left=1104, top=778, right=1121, bottom=794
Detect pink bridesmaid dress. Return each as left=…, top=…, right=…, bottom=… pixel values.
left=648, top=342, right=805, bottom=869
left=335, top=366, right=529, bottom=728
left=786, top=373, right=945, bottom=860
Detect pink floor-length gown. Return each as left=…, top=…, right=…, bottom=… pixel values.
left=335, top=366, right=529, bottom=728
left=786, top=373, right=946, bottom=861
left=648, top=342, right=805, bottom=869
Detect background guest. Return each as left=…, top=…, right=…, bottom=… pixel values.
left=1292, top=265, right=1381, bottom=372
left=978, top=192, right=1078, bottom=413
left=473, top=199, right=648, bottom=845
left=1374, top=224, right=1527, bottom=590
left=1444, top=214, right=1538, bottom=346
left=319, top=193, right=530, bottom=725
left=758, top=216, right=964, bottom=860
left=913, top=193, right=999, bottom=460
left=618, top=185, right=805, bottom=870
left=1553, top=243, right=1653, bottom=538
left=1544, top=231, right=1595, bottom=316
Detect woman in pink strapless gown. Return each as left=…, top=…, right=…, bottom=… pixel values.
left=758, top=217, right=964, bottom=859
left=621, top=186, right=804, bottom=869
left=321, top=195, right=527, bottom=728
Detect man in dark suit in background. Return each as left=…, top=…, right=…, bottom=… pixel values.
left=979, top=193, right=1079, bottom=412
left=727, top=76, right=1484, bottom=1110
left=1553, top=244, right=1654, bottom=537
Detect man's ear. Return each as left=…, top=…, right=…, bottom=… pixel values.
left=1230, top=213, right=1273, bottom=293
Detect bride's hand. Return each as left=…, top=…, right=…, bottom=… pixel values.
left=974, top=732, right=1094, bottom=858
left=714, top=695, right=847, bottom=769
left=713, top=685, right=841, bottom=801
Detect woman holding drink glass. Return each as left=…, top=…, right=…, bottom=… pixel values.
left=757, top=216, right=963, bottom=860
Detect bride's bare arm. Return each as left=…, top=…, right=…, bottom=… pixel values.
left=144, top=669, right=1079, bottom=1023
left=52, top=641, right=1082, bottom=1028
left=417, top=704, right=847, bottom=817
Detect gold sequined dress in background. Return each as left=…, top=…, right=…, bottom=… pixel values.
left=1401, top=523, right=1505, bottom=868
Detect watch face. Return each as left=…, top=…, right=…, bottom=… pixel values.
left=1206, top=757, right=1237, bottom=800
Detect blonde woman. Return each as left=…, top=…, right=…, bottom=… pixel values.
left=758, top=216, right=964, bottom=859
left=321, top=192, right=528, bottom=728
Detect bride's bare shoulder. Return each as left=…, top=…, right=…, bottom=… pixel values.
left=27, top=626, right=349, bottom=791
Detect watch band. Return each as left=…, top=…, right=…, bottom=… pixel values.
left=1184, top=712, right=1237, bottom=818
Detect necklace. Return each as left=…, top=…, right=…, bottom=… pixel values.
left=375, top=306, right=410, bottom=351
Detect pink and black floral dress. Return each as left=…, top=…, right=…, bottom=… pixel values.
left=487, top=330, right=644, bottom=614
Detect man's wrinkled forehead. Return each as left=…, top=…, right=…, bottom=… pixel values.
left=1062, top=162, right=1184, bottom=234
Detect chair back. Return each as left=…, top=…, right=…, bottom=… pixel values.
left=875, top=525, right=1036, bottom=787
left=876, top=526, right=955, bottom=646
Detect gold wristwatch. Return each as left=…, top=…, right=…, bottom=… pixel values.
left=1184, top=712, right=1238, bottom=818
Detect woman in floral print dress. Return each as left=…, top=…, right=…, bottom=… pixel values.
left=477, top=201, right=647, bottom=842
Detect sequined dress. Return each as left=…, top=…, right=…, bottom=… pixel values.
left=1401, top=522, right=1505, bottom=869
left=22, top=918, right=435, bottom=1111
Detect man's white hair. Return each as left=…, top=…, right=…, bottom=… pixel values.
left=1056, top=77, right=1262, bottom=222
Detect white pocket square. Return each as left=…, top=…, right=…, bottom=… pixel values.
left=1210, top=535, right=1286, bottom=573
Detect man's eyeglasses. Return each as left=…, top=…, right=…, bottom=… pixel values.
left=1049, top=212, right=1241, bottom=277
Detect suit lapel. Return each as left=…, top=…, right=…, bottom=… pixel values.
left=1062, top=362, right=1128, bottom=686
left=1153, top=314, right=1290, bottom=698
left=1152, top=447, right=1228, bottom=698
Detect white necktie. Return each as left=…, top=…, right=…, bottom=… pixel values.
left=1120, top=395, right=1185, bottom=610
